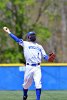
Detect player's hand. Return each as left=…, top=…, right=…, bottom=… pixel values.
left=3, top=27, right=10, bottom=34
left=48, top=52, right=56, bottom=62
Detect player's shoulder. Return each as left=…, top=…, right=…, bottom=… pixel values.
left=23, top=41, right=27, bottom=43
left=23, top=41, right=30, bottom=45
left=36, top=43, right=43, bottom=48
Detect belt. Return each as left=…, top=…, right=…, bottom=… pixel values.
left=27, top=63, right=40, bottom=66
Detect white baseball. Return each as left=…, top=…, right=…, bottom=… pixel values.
left=3, top=27, right=10, bottom=33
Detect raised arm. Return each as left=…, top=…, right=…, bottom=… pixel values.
left=3, top=27, right=23, bottom=46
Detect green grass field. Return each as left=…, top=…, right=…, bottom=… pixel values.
left=0, top=91, right=67, bottom=100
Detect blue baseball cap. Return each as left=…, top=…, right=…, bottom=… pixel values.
left=27, top=31, right=36, bottom=37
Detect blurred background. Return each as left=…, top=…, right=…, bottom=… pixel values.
left=0, top=0, right=67, bottom=63
left=0, top=1, right=67, bottom=100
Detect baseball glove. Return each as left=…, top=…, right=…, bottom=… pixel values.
left=48, top=52, right=56, bottom=62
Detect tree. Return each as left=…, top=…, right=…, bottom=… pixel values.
left=0, top=0, right=67, bottom=63
left=0, top=0, right=51, bottom=63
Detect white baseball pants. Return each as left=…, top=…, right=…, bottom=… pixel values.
left=23, top=65, right=42, bottom=89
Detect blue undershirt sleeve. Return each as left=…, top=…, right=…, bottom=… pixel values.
left=9, top=32, right=20, bottom=42
left=44, top=55, right=49, bottom=61
left=9, top=32, right=23, bottom=46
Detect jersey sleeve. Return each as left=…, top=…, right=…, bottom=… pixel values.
left=40, top=46, right=49, bottom=61
left=9, top=32, right=24, bottom=47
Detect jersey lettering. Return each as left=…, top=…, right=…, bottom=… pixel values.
left=29, top=46, right=41, bottom=52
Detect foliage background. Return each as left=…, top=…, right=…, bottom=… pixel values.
left=0, top=0, right=67, bottom=63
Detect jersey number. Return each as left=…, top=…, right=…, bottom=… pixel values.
left=37, top=53, right=39, bottom=58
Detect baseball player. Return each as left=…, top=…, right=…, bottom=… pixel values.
left=3, top=27, right=55, bottom=100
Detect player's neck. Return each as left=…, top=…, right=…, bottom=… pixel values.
left=30, top=41, right=36, bottom=43
left=28, top=40, right=36, bottom=43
